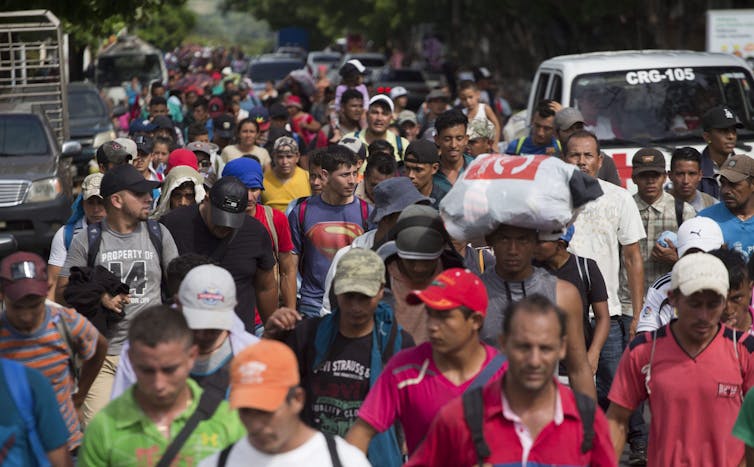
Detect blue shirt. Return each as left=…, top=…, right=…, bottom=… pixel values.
left=288, top=195, right=372, bottom=310
left=698, top=203, right=754, bottom=259
left=433, top=154, right=475, bottom=194
left=505, top=136, right=561, bottom=156
left=0, top=362, right=69, bottom=463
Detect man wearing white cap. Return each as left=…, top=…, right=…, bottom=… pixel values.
left=636, top=216, right=725, bottom=333
left=608, top=253, right=754, bottom=467
left=111, top=264, right=258, bottom=399
left=343, top=94, right=409, bottom=168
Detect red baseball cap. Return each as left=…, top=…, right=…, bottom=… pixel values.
left=407, top=268, right=488, bottom=315
left=0, top=252, right=48, bottom=301
left=166, top=148, right=199, bottom=173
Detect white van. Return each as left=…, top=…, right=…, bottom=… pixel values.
left=521, top=50, right=754, bottom=186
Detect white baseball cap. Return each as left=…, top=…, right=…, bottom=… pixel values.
left=671, top=253, right=729, bottom=298
left=390, top=86, right=408, bottom=100
left=369, top=94, right=394, bottom=113
left=114, top=137, right=137, bottom=159
left=178, top=265, right=237, bottom=331
left=676, top=217, right=724, bottom=257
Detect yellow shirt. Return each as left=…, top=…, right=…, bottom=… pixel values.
left=262, top=166, right=311, bottom=212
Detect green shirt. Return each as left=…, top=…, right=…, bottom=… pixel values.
left=79, top=379, right=245, bottom=467
left=734, top=386, right=754, bottom=447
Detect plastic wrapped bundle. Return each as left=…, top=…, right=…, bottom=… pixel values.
left=439, top=154, right=603, bottom=241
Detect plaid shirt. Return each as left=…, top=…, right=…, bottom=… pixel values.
left=619, top=191, right=696, bottom=314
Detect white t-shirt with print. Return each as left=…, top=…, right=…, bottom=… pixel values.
left=198, top=432, right=370, bottom=467
left=568, top=178, right=646, bottom=316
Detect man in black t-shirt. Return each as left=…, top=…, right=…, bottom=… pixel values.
left=160, top=176, right=277, bottom=332
left=534, top=225, right=610, bottom=376
left=262, top=248, right=413, bottom=465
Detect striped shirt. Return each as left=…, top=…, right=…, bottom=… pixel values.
left=0, top=302, right=99, bottom=449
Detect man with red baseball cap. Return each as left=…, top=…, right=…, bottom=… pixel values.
left=346, top=268, right=506, bottom=457
left=0, top=252, right=107, bottom=452
left=199, top=339, right=369, bottom=466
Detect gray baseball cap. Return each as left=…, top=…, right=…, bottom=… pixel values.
left=179, top=264, right=237, bottom=331
left=554, top=107, right=585, bottom=131
left=369, top=177, right=431, bottom=224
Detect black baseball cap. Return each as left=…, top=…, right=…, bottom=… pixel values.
left=100, top=164, right=161, bottom=198
left=269, top=103, right=288, bottom=120
left=403, top=140, right=440, bottom=164
left=214, top=114, right=236, bottom=139
left=631, top=148, right=665, bottom=175
left=702, top=105, right=744, bottom=131
left=208, top=176, right=248, bottom=229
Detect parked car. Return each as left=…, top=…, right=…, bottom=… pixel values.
left=247, top=55, right=306, bottom=96
left=0, top=111, right=79, bottom=254
left=373, top=68, right=430, bottom=111
left=67, top=82, right=116, bottom=179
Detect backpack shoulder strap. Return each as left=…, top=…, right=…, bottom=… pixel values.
left=146, top=219, right=164, bottom=265
left=86, top=222, right=103, bottom=268
left=323, top=433, right=343, bottom=467
left=515, top=137, right=526, bottom=154
left=462, top=387, right=489, bottom=467
left=573, top=391, right=596, bottom=454
left=395, top=134, right=403, bottom=156
left=156, top=374, right=227, bottom=467
left=2, top=360, right=50, bottom=466
left=262, top=205, right=279, bottom=255
left=466, top=354, right=506, bottom=393
left=575, top=256, right=591, bottom=295
left=64, top=223, right=75, bottom=251
left=51, top=308, right=77, bottom=374
left=216, top=444, right=233, bottom=467
left=358, top=198, right=369, bottom=231
left=674, top=196, right=684, bottom=228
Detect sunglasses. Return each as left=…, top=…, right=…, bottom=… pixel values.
left=9, top=261, right=39, bottom=280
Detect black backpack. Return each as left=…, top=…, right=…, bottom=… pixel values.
left=462, top=388, right=596, bottom=466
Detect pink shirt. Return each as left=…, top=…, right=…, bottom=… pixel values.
left=357, top=342, right=504, bottom=454
left=609, top=324, right=754, bottom=467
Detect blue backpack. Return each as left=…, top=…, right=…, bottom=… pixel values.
left=0, top=359, right=50, bottom=467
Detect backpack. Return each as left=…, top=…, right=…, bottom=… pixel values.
left=0, top=359, right=51, bottom=467
left=514, top=136, right=561, bottom=155
left=462, top=386, right=595, bottom=466
left=354, top=130, right=403, bottom=156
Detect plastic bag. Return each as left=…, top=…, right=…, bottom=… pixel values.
left=439, top=154, right=603, bottom=241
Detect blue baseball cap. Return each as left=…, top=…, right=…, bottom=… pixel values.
left=222, top=157, right=264, bottom=190
left=129, top=118, right=158, bottom=134
left=560, top=225, right=575, bottom=245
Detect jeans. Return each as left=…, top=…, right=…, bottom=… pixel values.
left=594, top=316, right=648, bottom=446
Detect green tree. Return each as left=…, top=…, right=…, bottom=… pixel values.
left=135, top=5, right=196, bottom=52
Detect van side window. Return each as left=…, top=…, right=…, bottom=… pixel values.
left=549, top=75, right=563, bottom=104
left=533, top=72, right=550, bottom=105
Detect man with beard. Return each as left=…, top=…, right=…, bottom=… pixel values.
left=56, top=164, right=179, bottom=426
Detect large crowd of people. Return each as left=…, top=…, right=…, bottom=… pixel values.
left=2, top=54, right=754, bottom=467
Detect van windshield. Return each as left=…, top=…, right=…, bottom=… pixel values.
left=570, top=66, right=754, bottom=144
left=96, top=54, right=164, bottom=87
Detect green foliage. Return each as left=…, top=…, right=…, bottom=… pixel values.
left=135, top=5, right=197, bottom=51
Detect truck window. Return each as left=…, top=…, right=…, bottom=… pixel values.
left=570, top=67, right=754, bottom=144
left=0, top=115, right=50, bottom=156
left=96, top=54, right=163, bottom=88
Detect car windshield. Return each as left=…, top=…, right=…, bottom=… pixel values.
left=96, top=54, right=163, bottom=87
left=312, top=54, right=340, bottom=64
left=0, top=115, right=50, bottom=156
left=68, top=91, right=107, bottom=119
left=571, top=66, right=754, bottom=144
left=248, top=62, right=303, bottom=82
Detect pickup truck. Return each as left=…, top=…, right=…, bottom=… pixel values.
left=0, top=11, right=80, bottom=254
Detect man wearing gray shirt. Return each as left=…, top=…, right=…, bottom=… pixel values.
left=56, top=164, right=178, bottom=425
